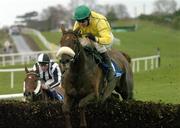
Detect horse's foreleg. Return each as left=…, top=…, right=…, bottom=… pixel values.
left=62, top=96, right=72, bottom=128
left=64, top=112, right=72, bottom=128
left=101, top=78, right=117, bottom=102
left=80, top=108, right=87, bottom=128
left=79, top=93, right=96, bottom=128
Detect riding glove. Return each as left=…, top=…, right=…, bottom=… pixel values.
left=42, top=83, right=50, bottom=90
left=86, top=33, right=96, bottom=42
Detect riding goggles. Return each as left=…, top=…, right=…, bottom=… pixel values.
left=77, top=17, right=89, bottom=23
left=39, top=62, right=48, bottom=66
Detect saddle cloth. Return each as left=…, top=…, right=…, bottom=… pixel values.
left=111, top=60, right=123, bottom=77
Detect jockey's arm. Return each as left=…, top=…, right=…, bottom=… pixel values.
left=44, top=67, right=61, bottom=90
left=96, top=20, right=112, bottom=45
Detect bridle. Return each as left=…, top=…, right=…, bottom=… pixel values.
left=59, top=31, right=81, bottom=65
left=23, top=72, right=42, bottom=101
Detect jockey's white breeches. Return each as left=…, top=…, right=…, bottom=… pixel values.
left=80, top=33, right=116, bottom=53
left=94, top=33, right=114, bottom=53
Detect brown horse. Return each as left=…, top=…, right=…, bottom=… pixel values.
left=23, top=66, right=64, bottom=102
left=23, top=66, right=48, bottom=102
left=56, top=26, right=133, bottom=128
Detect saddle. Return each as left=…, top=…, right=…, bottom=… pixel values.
left=83, top=46, right=123, bottom=77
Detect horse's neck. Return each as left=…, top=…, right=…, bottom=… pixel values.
left=71, top=45, right=90, bottom=73
left=69, top=37, right=97, bottom=73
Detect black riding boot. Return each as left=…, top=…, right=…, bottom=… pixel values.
left=101, top=52, right=116, bottom=102
left=101, top=52, right=114, bottom=82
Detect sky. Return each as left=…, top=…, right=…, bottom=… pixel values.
left=0, top=0, right=180, bottom=28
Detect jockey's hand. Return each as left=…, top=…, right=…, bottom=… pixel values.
left=86, top=33, right=96, bottom=42
left=41, top=83, right=49, bottom=90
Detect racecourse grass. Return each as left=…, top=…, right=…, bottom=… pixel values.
left=41, top=31, right=61, bottom=45
left=0, top=20, right=180, bottom=104
left=113, top=20, right=180, bottom=104
left=0, top=63, right=33, bottom=94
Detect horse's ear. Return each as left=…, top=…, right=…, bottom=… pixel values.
left=25, top=65, right=29, bottom=73
left=60, top=24, right=66, bottom=34
left=74, top=27, right=81, bottom=37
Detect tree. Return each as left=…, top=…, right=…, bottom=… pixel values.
left=153, top=0, right=177, bottom=15
left=113, top=4, right=130, bottom=19
left=106, top=6, right=118, bottom=21
left=40, top=4, right=71, bottom=30
left=69, top=0, right=96, bottom=12
left=16, top=11, right=38, bottom=21
left=172, top=16, right=180, bottom=29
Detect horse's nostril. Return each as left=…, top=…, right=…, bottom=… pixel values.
left=23, top=92, right=26, bottom=96
left=24, top=92, right=32, bottom=97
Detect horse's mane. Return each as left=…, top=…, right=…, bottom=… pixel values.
left=120, top=51, right=131, bottom=63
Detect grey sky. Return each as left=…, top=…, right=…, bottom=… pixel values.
left=0, top=0, right=180, bottom=27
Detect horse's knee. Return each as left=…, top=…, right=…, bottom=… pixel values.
left=62, top=103, right=70, bottom=113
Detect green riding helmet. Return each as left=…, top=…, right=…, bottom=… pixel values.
left=74, top=5, right=91, bottom=20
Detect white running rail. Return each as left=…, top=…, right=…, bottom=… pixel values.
left=0, top=51, right=57, bottom=66
left=0, top=93, right=23, bottom=100
left=0, top=54, right=160, bottom=92
left=0, top=68, right=29, bottom=89
left=131, top=54, right=160, bottom=72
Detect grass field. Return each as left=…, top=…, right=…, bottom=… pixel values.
left=113, top=20, right=180, bottom=104
left=0, top=20, right=180, bottom=104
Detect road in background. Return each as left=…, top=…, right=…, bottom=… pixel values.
left=11, top=35, right=32, bottom=53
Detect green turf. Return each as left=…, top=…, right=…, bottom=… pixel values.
left=41, top=31, right=61, bottom=45
left=0, top=20, right=180, bottom=104
left=113, top=21, right=180, bottom=104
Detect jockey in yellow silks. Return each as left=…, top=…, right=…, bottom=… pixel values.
left=73, top=5, right=115, bottom=84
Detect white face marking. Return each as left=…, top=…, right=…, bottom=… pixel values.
left=28, top=76, right=32, bottom=79
left=66, top=36, right=70, bottom=40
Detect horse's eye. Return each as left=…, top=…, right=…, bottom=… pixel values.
left=60, top=59, right=70, bottom=64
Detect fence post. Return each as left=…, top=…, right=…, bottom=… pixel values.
left=157, top=48, right=161, bottom=67
left=151, top=59, right=154, bottom=69
left=11, top=71, right=14, bottom=88
left=145, top=59, right=148, bottom=71
left=11, top=55, right=15, bottom=65
left=137, top=60, right=140, bottom=72
left=2, top=56, right=5, bottom=66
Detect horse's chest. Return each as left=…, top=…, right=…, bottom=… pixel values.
left=65, top=78, right=91, bottom=97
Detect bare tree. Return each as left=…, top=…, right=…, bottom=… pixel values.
left=113, top=4, right=130, bottom=19
left=106, top=6, right=118, bottom=21
left=40, top=4, right=71, bottom=29
left=16, top=11, right=38, bottom=21
left=93, top=4, right=107, bottom=15
left=153, top=0, right=177, bottom=15
left=69, top=0, right=96, bottom=12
